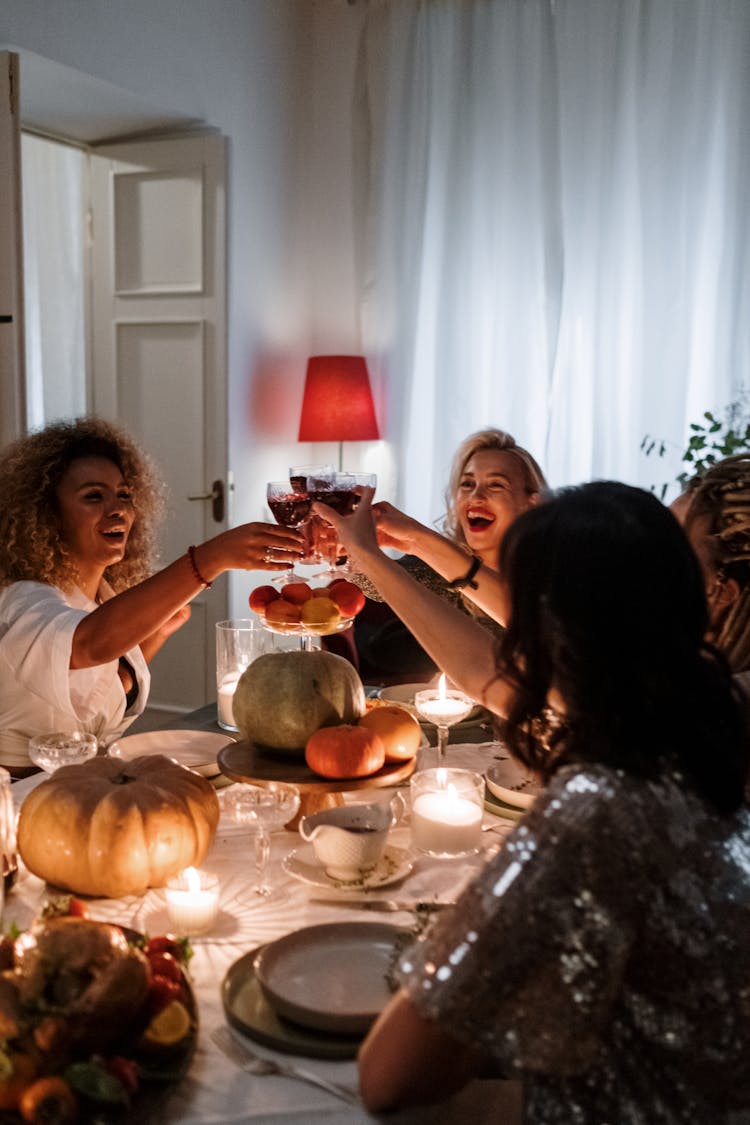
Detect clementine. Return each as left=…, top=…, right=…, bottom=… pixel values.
left=359, top=705, right=421, bottom=762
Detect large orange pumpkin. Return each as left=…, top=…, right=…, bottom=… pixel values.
left=17, top=755, right=220, bottom=898
left=305, top=724, right=385, bottom=779
left=233, top=650, right=365, bottom=753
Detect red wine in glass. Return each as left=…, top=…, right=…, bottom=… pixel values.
left=267, top=493, right=311, bottom=527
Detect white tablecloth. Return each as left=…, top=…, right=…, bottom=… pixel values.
left=8, top=743, right=521, bottom=1124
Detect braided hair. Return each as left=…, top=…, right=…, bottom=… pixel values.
left=687, top=454, right=750, bottom=673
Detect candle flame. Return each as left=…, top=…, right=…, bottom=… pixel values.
left=436, top=767, right=447, bottom=788
left=438, top=673, right=447, bottom=700
left=185, top=865, right=201, bottom=892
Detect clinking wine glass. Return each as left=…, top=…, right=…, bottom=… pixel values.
left=266, top=480, right=315, bottom=584
left=221, top=782, right=300, bottom=896
left=309, top=471, right=377, bottom=579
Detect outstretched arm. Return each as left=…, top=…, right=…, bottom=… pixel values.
left=372, top=502, right=510, bottom=625
left=313, top=491, right=513, bottom=716
left=70, top=522, right=302, bottom=668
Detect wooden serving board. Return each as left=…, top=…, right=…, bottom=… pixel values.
left=217, top=741, right=416, bottom=822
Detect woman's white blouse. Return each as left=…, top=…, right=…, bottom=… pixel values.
left=0, top=581, right=149, bottom=766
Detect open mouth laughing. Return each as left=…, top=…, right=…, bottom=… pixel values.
left=466, top=508, right=495, bottom=532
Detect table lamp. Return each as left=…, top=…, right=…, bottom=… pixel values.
left=298, top=355, right=380, bottom=470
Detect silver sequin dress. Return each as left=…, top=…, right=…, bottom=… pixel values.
left=397, top=763, right=750, bottom=1123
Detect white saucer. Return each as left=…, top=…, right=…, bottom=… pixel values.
left=283, top=844, right=414, bottom=891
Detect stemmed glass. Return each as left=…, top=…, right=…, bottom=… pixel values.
left=414, top=677, right=475, bottom=763
left=266, top=480, right=315, bottom=584
left=28, top=731, right=98, bottom=773
left=308, top=471, right=377, bottom=579
left=221, top=782, right=300, bottom=896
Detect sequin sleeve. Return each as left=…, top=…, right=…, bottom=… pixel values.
left=397, top=766, right=643, bottom=1075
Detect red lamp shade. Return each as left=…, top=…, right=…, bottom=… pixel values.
left=298, top=356, right=380, bottom=442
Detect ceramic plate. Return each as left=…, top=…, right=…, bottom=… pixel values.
left=252, top=922, right=408, bottom=1034
left=484, top=784, right=525, bottom=821
left=485, top=759, right=542, bottom=809
left=378, top=682, right=484, bottom=725
left=222, top=946, right=362, bottom=1059
left=283, top=843, right=414, bottom=891
left=108, top=729, right=235, bottom=779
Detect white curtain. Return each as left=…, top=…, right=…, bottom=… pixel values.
left=355, top=0, right=750, bottom=525
left=22, top=134, right=86, bottom=430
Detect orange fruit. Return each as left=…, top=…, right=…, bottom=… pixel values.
left=326, top=580, right=366, bottom=617
left=359, top=705, right=421, bottom=762
left=300, top=596, right=341, bottom=633
left=249, top=585, right=278, bottom=614
left=265, top=598, right=303, bottom=628
left=281, top=582, right=314, bottom=605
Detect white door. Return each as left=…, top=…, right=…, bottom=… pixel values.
left=0, top=52, right=26, bottom=446
left=89, top=134, right=228, bottom=716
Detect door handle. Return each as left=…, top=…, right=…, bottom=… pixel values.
left=187, top=479, right=224, bottom=523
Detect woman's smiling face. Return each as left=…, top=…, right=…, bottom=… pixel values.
left=455, top=449, right=537, bottom=566
left=55, top=456, right=135, bottom=581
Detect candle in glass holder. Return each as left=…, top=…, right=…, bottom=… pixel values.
left=414, top=675, right=474, bottom=727
left=164, top=866, right=220, bottom=934
left=217, top=673, right=240, bottom=729
left=410, top=767, right=483, bottom=856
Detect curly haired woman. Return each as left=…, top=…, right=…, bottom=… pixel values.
left=0, top=417, right=303, bottom=774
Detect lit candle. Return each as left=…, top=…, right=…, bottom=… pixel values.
left=414, top=674, right=474, bottom=726
left=164, top=866, right=220, bottom=934
left=217, top=673, right=241, bottom=729
left=410, top=767, right=483, bottom=856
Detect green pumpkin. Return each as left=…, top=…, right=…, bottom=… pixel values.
left=233, top=650, right=366, bottom=753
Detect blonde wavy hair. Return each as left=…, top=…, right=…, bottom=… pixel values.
left=0, top=416, right=165, bottom=594
left=442, top=428, right=547, bottom=548
left=687, top=453, right=750, bottom=672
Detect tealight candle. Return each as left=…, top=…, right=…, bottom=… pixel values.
left=164, top=866, right=220, bottom=934
left=410, top=767, right=483, bottom=856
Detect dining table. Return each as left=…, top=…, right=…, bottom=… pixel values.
left=7, top=706, right=524, bottom=1124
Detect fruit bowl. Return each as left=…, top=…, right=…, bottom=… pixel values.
left=259, top=615, right=356, bottom=639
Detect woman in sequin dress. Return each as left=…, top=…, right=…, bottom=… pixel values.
left=318, top=482, right=750, bottom=1122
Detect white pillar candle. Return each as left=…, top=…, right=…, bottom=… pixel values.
left=410, top=767, right=484, bottom=856
left=164, top=867, right=220, bottom=934
left=217, top=673, right=241, bottom=729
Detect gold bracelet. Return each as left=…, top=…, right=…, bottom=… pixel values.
left=187, top=545, right=212, bottom=589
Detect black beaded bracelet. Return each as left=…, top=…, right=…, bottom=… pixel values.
left=187, top=545, right=212, bottom=589
left=446, top=553, right=482, bottom=590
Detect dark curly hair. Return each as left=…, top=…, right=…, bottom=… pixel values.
left=496, top=481, right=748, bottom=814
left=0, top=416, right=165, bottom=593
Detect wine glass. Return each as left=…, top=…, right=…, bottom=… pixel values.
left=28, top=731, right=98, bottom=774
left=308, top=471, right=377, bottom=579
left=221, top=782, right=300, bottom=896
left=266, top=480, right=316, bottom=583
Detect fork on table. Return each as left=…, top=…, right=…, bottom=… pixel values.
left=211, top=1025, right=360, bottom=1107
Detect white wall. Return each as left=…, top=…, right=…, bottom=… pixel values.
left=0, top=0, right=379, bottom=613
